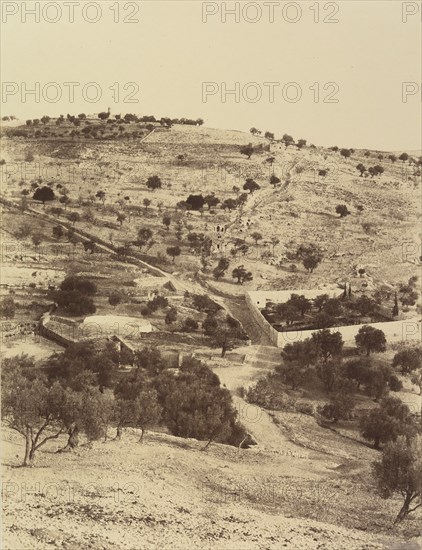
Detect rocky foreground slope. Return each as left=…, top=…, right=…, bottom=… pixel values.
left=2, top=428, right=421, bottom=550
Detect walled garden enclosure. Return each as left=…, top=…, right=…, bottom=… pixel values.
left=246, top=289, right=421, bottom=348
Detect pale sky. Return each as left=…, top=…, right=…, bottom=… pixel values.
left=1, top=0, right=421, bottom=150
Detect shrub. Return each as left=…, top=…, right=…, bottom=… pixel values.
left=294, top=402, right=314, bottom=416
left=182, top=317, right=199, bottom=332
left=240, top=144, right=254, bottom=159
left=60, top=276, right=97, bottom=296
left=246, top=375, right=295, bottom=410
left=392, top=348, right=422, bottom=374
left=192, top=294, right=221, bottom=314
left=336, top=204, right=350, bottom=218
left=147, top=295, right=168, bottom=312
left=52, top=225, right=64, bottom=240
left=108, top=292, right=123, bottom=307
left=0, top=297, right=16, bottom=319
left=55, top=291, right=96, bottom=315
left=165, top=308, right=177, bottom=325
left=146, top=175, right=162, bottom=190
left=388, top=375, right=403, bottom=392
left=33, top=186, right=55, bottom=204
left=359, top=397, right=415, bottom=449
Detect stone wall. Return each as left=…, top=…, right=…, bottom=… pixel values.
left=245, top=290, right=421, bottom=348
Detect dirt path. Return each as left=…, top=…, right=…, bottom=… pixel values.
left=212, top=345, right=369, bottom=475
left=213, top=344, right=308, bottom=456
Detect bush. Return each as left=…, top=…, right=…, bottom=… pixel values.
left=317, top=387, right=355, bottom=423
left=33, top=186, right=55, bottom=204
left=246, top=375, right=295, bottom=410
left=388, top=375, right=403, bottom=392
left=55, top=289, right=96, bottom=315
left=0, top=297, right=16, bottom=319
left=108, top=292, right=122, bottom=307
left=182, top=317, right=199, bottom=332
left=146, top=175, right=162, bottom=190
left=15, top=223, right=32, bottom=239
left=294, top=402, right=314, bottom=416
left=192, top=294, right=221, bottom=314
left=147, top=295, right=168, bottom=312
left=60, top=276, right=97, bottom=296
left=165, top=308, right=177, bottom=325
left=359, top=397, right=415, bottom=449
left=336, top=204, right=350, bottom=218
left=52, top=225, right=64, bottom=240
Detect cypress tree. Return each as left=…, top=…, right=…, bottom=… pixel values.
left=392, top=292, right=399, bottom=317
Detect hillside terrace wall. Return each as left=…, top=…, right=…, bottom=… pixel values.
left=246, top=290, right=421, bottom=348
left=0, top=197, right=169, bottom=280
left=38, top=313, right=78, bottom=347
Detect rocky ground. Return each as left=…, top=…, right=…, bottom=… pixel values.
left=2, top=420, right=421, bottom=550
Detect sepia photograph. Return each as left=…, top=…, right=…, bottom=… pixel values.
left=0, top=1, right=421, bottom=549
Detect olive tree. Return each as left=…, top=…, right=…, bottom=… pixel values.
left=373, top=435, right=422, bottom=523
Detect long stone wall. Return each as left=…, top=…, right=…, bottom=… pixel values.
left=245, top=291, right=279, bottom=345
left=275, top=317, right=421, bottom=348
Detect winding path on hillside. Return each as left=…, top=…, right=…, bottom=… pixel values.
left=211, top=345, right=342, bottom=465
left=1, top=196, right=271, bottom=344
left=213, top=344, right=297, bottom=451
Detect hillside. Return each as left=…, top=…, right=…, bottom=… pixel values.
left=2, top=426, right=421, bottom=550
left=1, top=122, right=421, bottom=550
left=1, top=123, right=420, bottom=294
